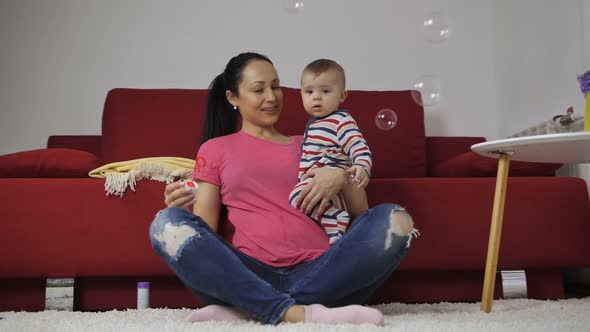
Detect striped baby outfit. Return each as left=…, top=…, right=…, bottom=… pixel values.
left=289, top=110, right=372, bottom=244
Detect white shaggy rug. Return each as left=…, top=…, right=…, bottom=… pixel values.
left=2, top=298, right=589, bottom=332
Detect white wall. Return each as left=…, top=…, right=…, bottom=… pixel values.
left=493, top=0, right=587, bottom=139
left=0, top=0, right=500, bottom=155
left=583, top=0, right=590, bottom=67
left=0, top=0, right=587, bottom=155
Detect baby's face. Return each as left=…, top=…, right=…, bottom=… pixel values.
left=300, top=69, right=346, bottom=118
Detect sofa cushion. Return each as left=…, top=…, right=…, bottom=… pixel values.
left=366, top=177, right=590, bottom=269
left=47, top=135, right=102, bottom=158
left=426, top=136, right=487, bottom=176
left=101, top=89, right=208, bottom=163
left=432, top=151, right=562, bottom=177
left=4, top=177, right=589, bottom=277
left=0, top=148, right=100, bottom=178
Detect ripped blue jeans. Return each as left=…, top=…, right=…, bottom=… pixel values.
left=150, top=203, right=418, bottom=325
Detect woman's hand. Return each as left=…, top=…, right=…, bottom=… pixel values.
left=164, top=180, right=197, bottom=209
left=294, top=167, right=349, bottom=217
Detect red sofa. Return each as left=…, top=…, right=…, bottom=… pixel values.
left=2, top=87, right=590, bottom=312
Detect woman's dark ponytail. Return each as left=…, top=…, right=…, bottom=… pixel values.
left=201, top=73, right=237, bottom=144
left=201, top=52, right=273, bottom=144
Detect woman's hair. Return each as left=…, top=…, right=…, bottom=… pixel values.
left=201, top=52, right=273, bottom=144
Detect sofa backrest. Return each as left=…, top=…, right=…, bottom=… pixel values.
left=101, top=88, right=207, bottom=163
left=341, top=89, right=426, bottom=178
left=101, top=87, right=426, bottom=177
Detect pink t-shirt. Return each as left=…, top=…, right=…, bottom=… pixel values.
left=193, top=131, right=330, bottom=267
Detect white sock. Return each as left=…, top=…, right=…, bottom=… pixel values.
left=185, top=305, right=249, bottom=322
left=304, top=304, right=384, bottom=326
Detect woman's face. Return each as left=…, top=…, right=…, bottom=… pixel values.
left=227, top=60, right=283, bottom=129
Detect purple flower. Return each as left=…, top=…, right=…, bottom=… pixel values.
left=578, top=70, right=590, bottom=95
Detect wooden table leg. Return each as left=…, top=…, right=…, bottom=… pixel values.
left=481, top=154, right=511, bottom=313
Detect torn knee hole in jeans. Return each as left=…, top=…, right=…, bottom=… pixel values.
left=153, top=222, right=200, bottom=256
left=384, top=207, right=420, bottom=250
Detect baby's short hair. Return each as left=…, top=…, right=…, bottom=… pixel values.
left=302, top=59, right=346, bottom=88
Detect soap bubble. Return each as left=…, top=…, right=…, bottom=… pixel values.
left=375, top=109, right=398, bottom=130
left=423, top=12, right=451, bottom=43
left=283, top=0, right=304, bottom=13
left=411, top=75, right=441, bottom=107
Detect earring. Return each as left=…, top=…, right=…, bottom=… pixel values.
left=233, top=105, right=237, bottom=110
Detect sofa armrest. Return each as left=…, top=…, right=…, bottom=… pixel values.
left=426, top=136, right=486, bottom=176
left=47, top=135, right=102, bottom=158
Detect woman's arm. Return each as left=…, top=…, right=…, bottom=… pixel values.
left=192, top=181, right=222, bottom=232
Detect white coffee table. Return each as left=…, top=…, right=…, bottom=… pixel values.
left=471, top=132, right=590, bottom=313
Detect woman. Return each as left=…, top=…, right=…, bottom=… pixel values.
left=151, top=52, right=418, bottom=326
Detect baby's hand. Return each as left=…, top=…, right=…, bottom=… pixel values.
left=346, top=165, right=369, bottom=189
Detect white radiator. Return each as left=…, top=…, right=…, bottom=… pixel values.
left=508, top=107, right=584, bottom=138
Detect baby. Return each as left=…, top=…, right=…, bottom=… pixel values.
left=289, top=59, right=373, bottom=244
